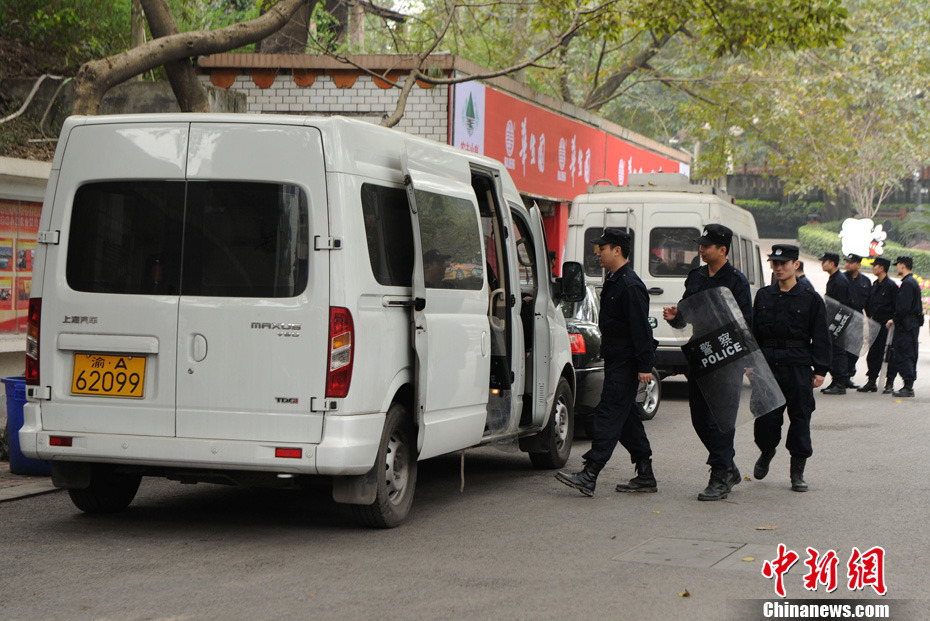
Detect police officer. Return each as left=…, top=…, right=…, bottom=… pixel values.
left=843, top=254, right=871, bottom=389
left=796, top=261, right=817, bottom=293
left=820, top=251, right=852, bottom=394
left=663, top=223, right=752, bottom=501
left=857, top=257, right=897, bottom=393
left=556, top=228, right=656, bottom=496
left=886, top=256, right=922, bottom=398
left=753, top=244, right=831, bottom=492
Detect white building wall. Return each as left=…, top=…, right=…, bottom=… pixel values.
left=198, top=74, right=449, bottom=144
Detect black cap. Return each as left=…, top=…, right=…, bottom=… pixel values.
left=819, top=251, right=840, bottom=264
left=694, top=223, right=733, bottom=247
left=592, top=227, right=632, bottom=251
left=768, top=244, right=799, bottom=262
left=873, top=257, right=891, bottom=270
left=845, top=253, right=862, bottom=263
left=895, top=255, right=913, bottom=270
left=423, top=249, right=450, bottom=264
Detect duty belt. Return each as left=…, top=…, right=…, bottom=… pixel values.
left=761, top=339, right=807, bottom=348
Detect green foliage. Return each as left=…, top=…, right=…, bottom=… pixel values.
left=736, top=199, right=824, bottom=237
left=0, top=1, right=130, bottom=68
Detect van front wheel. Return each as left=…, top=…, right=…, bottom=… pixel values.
left=67, top=465, right=141, bottom=514
left=529, top=378, right=574, bottom=469
left=352, top=403, right=418, bottom=528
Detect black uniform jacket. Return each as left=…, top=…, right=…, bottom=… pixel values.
left=599, top=263, right=656, bottom=374
left=865, top=276, right=898, bottom=323
left=894, top=273, right=923, bottom=328
left=669, top=261, right=753, bottom=329
left=797, top=275, right=817, bottom=294
left=845, top=271, right=871, bottom=312
left=752, top=281, right=832, bottom=376
left=825, top=270, right=852, bottom=307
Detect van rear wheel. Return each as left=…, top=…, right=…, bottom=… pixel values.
left=352, top=403, right=417, bottom=528
left=67, top=465, right=142, bottom=514
left=529, top=377, right=574, bottom=469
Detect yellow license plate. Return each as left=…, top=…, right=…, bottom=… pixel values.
left=72, top=354, right=146, bottom=398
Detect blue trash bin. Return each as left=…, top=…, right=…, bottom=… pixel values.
left=3, top=376, right=51, bottom=476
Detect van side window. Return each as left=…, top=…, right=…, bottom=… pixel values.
left=743, top=239, right=755, bottom=284
left=67, top=181, right=184, bottom=295
left=730, top=235, right=742, bottom=272
left=649, top=227, right=700, bottom=277
left=415, top=190, right=483, bottom=290
left=584, top=227, right=635, bottom=276
left=361, top=183, right=413, bottom=287
left=66, top=181, right=309, bottom=298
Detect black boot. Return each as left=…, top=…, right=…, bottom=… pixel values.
left=615, top=458, right=657, bottom=493
left=725, top=464, right=742, bottom=492
left=821, top=382, right=846, bottom=395
left=882, top=383, right=895, bottom=394
left=698, top=466, right=731, bottom=501
left=754, top=449, right=776, bottom=480
left=845, top=378, right=860, bottom=390
left=790, top=456, right=808, bottom=492
left=856, top=380, right=877, bottom=393
left=555, top=461, right=604, bottom=497
left=893, top=382, right=915, bottom=398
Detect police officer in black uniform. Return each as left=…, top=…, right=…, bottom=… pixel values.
left=843, top=254, right=871, bottom=389
left=796, top=261, right=817, bottom=293
left=820, top=251, right=852, bottom=394
left=887, top=256, right=922, bottom=398
left=556, top=228, right=656, bottom=496
left=753, top=244, right=831, bottom=492
left=857, top=257, right=897, bottom=393
left=663, top=223, right=752, bottom=501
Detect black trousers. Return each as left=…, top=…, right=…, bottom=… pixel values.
left=828, top=344, right=848, bottom=383
left=583, top=352, right=652, bottom=466
left=865, top=324, right=889, bottom=381
left=686, top=370, right=739, bottom=469
left=891, top=323, right=920, bottom=383
left=754, top=364, right=814, bottom=458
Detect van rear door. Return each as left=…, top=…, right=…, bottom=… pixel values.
left=40, top=122, right=187, bottom=437
left=175, top=123, right=328, bottom=444
left=403, top=147, right=490, bottom=459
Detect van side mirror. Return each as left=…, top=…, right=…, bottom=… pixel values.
left=556, top=261, right=585, bottom=303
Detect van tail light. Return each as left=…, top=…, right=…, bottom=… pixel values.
left=568, top=332, right=586, bottom=354
left=26, top=298, right=41, bottom=385
left=325, top=306, right=354, bottom=398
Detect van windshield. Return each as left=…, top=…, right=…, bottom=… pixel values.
left=66, top=181, right=309, bottom=297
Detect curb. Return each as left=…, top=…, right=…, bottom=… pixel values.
left=0, top=478, right=60, bottom=502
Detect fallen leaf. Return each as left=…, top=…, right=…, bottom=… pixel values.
left=756, top=525, right=778, bottom=530
left=653, top=510, right=660, bottom=514
left=680, top=589, right=691, bottom=598
left=742, top=557, right=755, bottom=562
left=744, top=476, right=751, bottom=481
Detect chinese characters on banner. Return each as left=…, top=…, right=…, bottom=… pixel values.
left=0, top=199, right=41, bottom=334
left=762, top=544, right=887, bottom=597
left=452, top=81, right=688, bottom=202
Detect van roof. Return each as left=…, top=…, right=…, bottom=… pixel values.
left=56, top=114, right=522, bottom=198
left=584, top=173, right=731, bottom=201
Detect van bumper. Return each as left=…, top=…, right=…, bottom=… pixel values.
left=20, top=402, right=384, bottom=476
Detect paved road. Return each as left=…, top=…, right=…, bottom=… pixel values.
left=3, top=355, right=929, bottom=620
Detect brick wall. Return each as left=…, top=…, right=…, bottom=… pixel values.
left=198, top=73, right=449, bottom=143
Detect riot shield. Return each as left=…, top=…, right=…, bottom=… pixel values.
left=824, top=296, right=881, bottom=357
left=677, top=287, right=785, bottom=431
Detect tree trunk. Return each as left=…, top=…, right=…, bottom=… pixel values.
left=141, top=0, right=209, bottom=113
left=72, top=0, right=306, bottom=115
left=258, top=0, right=311, bottom=53
left=131, top=0, right=145, bottom=82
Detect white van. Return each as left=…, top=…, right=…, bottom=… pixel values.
left=564, top=173, right=764, bottom=378
left=20, top=114, right=584, bottom=527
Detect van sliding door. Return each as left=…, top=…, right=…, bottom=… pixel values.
left=403, top=147, right=490, bottom=460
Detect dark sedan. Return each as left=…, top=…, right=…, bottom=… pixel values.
left=561, top=284, right=661, bottom=436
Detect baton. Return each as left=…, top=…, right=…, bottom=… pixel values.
left=877, top=324, right=894, bottom=389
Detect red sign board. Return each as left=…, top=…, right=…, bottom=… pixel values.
left=453, top=82, right=685, bottom=202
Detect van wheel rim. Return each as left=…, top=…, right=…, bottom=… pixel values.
left=640, top=380, right=658, bottom=413
left=554, top=399, right=569, bottom=449
left=384, top=433, right=409, bottom=506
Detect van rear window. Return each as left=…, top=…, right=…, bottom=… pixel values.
left=584, top=227, right=635, bottom=277
left=67, top=181, right=309, bottom=298
left=648, top=227, right=701, bottom=277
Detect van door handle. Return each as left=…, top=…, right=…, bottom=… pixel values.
left=192, top=334, right=208, bottom=362
left=647, top=287, right=664, bottom=296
